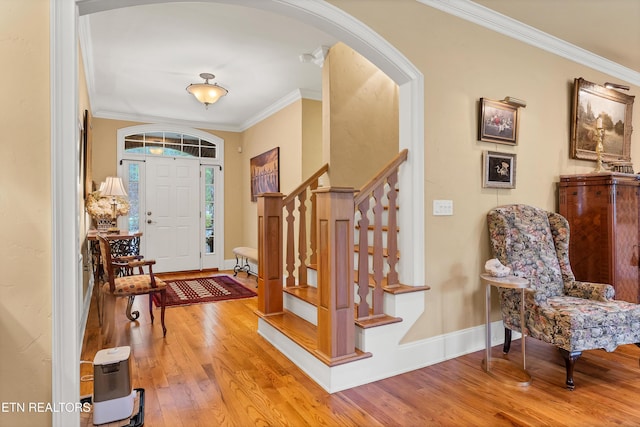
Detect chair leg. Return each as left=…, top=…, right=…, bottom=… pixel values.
left=126, top=296, right=140, bottom=321
left=148, top=294, right=155, bottom=324
left=503, top=328, right=512, bottom=354
left=559, top=348, right=581, bottom=391
left=160, top=290, right=167, bottom=336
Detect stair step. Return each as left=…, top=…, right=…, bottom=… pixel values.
left=258, top=310, right=372, bottom=367
left=354, top=224, right=399, bottom=232
left=284, top=285, right=318, bottom=306
left=354, top=307, right=403, bottom=329
left=354, top=245, right=399, bottom=258
left=353, top=271, right=431, bottom=293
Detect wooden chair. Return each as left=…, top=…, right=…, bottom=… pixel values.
left=97, top=234, right=167, bottom=336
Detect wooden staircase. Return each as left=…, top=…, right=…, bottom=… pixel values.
left=255, top=149, right=430, bottom=392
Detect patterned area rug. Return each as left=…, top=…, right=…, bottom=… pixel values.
left=152, top=275, right=257, bottom=307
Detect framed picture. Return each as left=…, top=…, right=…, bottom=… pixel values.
left=570, top=77, right=635, bottom=162
left=250, top=147, right=280, bottom=202
left=81, top=109, right=93, bottom=199
left=478, top=98, right=519, bottom=145
left=483, top=151, right=516, bottom=189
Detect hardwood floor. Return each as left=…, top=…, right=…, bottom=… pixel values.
left=81, top=271, right=640, bottom=426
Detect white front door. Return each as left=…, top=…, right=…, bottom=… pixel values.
left=145, top=156, right=200, bottom=272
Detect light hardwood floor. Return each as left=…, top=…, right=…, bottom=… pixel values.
left=81, top=271, right=640, bottom=426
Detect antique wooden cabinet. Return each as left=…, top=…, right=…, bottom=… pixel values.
left=558, top=172, right=640, bottom=303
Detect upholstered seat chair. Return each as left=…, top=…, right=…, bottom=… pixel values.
left=98, top=234, right=167, bottom=337
left=487, top=204, right=640, bottom=390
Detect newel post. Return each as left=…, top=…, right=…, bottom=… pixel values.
left=314, top=187, right=356, bottom=362
left=257, top=192, right=284, bottom=316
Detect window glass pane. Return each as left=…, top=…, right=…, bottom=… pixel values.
left=124, top=140, right=143, bottom=151
left=127, top=163, right=140, bottom=232
left=164, top=132, right=182, bottom=144
left=204, top=166, right=215, bottom=254
left=201, top=147, right=216, bottom=158
left=145, top=132, right=164, bottom=143
left=201, top=139, right=214, bottom=146
left=183, top=135, right=199, bottom=145
left=182, top=145, right=199, bottom=157
left=125, top=134, right=144, bottom=141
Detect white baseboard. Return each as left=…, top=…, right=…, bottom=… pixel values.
left=79, top=275, right=94, bottom=349
left=258, top=315, right=520, bottom=393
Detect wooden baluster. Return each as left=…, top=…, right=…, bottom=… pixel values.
left=309, top=180, right=319, bottom=267
left=257, top=193, right=284, bottom=315
left=284, top=200, right=296, bottom=287
left=372, top=186, right=385, bottom=316
left=356, top=197, right=371, bottom=319
left=297, top=190, right=308, bottom=286
left=386, top=172, right=399, bottom=288
left=315, top=187, right=356, bottom=362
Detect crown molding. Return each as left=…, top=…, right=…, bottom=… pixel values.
left=239, top=88, right=321, bottom=131
left=92, top=109, right=242, bottom=132
left=417, top=0, right=640, bottom=86
left=93, top=88, right=322, bottom=133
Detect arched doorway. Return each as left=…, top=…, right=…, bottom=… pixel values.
left=53, top=2, right=424, bottom=424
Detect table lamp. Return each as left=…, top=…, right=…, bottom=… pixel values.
left=101, top=177, right=128, bottom=233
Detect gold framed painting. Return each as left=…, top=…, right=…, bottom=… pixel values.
left=570, top=77, right=635, bottom=162
left=478, top=98, right=519, bottom=145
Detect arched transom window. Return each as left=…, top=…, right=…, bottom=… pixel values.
left=124, top=131, right=218, bottom=159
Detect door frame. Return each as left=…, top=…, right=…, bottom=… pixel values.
left=117, top=124, right=225, bottom=272
left=54, top=2, right=423, bottom=425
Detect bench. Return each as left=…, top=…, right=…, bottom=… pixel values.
left=232, top=247, right=258, bottom=278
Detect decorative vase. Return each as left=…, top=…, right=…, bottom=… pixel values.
left=96, top=217, right=112, bottom=232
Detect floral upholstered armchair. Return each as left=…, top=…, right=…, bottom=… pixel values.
left=487, top=204, right=640, bottom=390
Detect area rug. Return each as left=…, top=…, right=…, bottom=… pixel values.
left=152, top=275, right=257, bottom=307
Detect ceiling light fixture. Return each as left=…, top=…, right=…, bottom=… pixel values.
left=186, top=73, right=228, bottom=108
left=604, top=82, right=630, bottom=91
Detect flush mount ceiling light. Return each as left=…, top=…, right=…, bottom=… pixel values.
left=604, top=82, right=630, bottom=91
left=186, top=72, right=228, bottom=108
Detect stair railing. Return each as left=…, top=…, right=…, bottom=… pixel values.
left=353, top=149, right=408, bottom=320
left=282, top=164, right=329, bottom=287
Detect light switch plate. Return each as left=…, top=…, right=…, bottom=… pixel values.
left=433, top=199, right=453, bottom=216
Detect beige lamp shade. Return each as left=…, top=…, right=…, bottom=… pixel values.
left=101, top=176, right=128, bottom=198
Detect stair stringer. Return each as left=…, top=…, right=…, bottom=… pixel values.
left=258, top=287, right=430, bottom=393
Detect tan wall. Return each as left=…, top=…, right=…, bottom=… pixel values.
left=323, top=42, right=399, bottom=188
left=90, top=118, right=244, bottom=259
left=0, top=1, right=52, bottom=425
left=301, top=99, right=324, bottom=179
left=242, top=100, right=304, bottom=248
left=329, top=0, right=640, bottom=339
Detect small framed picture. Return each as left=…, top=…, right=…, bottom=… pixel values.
left=483, top=151, right=516, bottom=189
left=478, top=98, right=519, bottom=145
